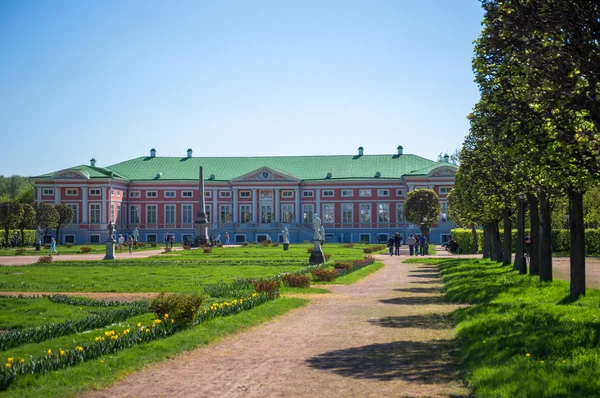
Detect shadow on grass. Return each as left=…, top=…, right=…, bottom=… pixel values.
left=306, top=340, right=463, bottom=384
left=410, top=280, right=444, bottom=285
left=409, top=273, right=441, bottom=279
left=369, top=314, right=453, bottom=330
left=394, top=287, right=443, bottom=294
left=380, top=295, right=443, bottom=305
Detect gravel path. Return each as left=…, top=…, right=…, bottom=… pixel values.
left=83, top=254, right=468, bottom=398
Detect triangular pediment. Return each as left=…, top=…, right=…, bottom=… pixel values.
left=52, top=169, right=91, bottom=180
left=428, top=166, right=457, bottom=177
left=232, top=167, right=300, bottom=183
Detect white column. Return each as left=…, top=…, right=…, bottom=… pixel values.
left=294, top=188, right=300, bottom=223
left=213, top=190, right=218, bottom=228
left=232, top=188, right=238, bottom=223
left=55, top=188, right=61, bottom=205
left=82, top=188, right=88, bottom=223
left=252, top=189, right=258, bottom=223
left=315, top=188, right=321, bottom=216
left=101, top=187, right=107, bottom=224
left=36, top=187, right=42, bottom=202
left=274, top=189, right=280, bottom=223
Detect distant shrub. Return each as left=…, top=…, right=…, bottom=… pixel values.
left=252, top=241, right=259, bottom=245
left=203, top=247, right=212, bottom=253
left=243, top=241, right=249, bottom=246
left=150, top=243, right=157, bottom=248
left=85, top=242, right=91, bottom=245
left=363, top=245, right=386, bottom=254
left=343, top=243, right=355, bottom=248
left=282, top=273, right=311, bottom=288
left=311, top=268, right=336, bottom=282
left=137, top=242, right=146, bottom=248
left=324, top=253, right=331, bottom=262
left=303, top=240, right=310, bottom=244
left=80, top=246, right=93, bottom=253
left=183, top=245, right=191, bottom=250
left=272, top=242, right=280, bottom=247
left=44, top=243, right=50, bottom=249
left=15, top=248, right=26, bottom=255
left=65, top=243, right=73, bottom=248
left=261, top=241, right=270, bottom=247
left=216, top=243, right=223, bottom=248
left=163, top=247, right=172, bottom=253
left=307, top=248, right=314, bottom=253
left=252, top=280, right=280, bottom=299
left=150, top=293, right=203, bottom=327
left=334, top=261, right=353, bottom=270
left=37, top=256, right=53, bottom=264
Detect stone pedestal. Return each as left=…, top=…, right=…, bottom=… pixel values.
left=35, top=243, right=40, bottom=251
left=308, top=239, right=325, bottom=265
left=283, top=242, right=289, bottom=251
left=104, top=239, right=116, bottom=260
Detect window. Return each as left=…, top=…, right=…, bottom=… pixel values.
left=341, top=190, right=353, bottom=197
left=89, top=188, right=101, bottom=196
left=111, top=189, right=115, bottom=196
left=220, top=191, right=231, bottom=198
left=359, top=189, right=371, bottom=197
left=377, top=189, right=389, bottom=197
left=147, top=205, right=157, bottom=224
left=146, top=191, right=158, bottom=198
left=66, top=204, right=78, bottom=224
left=302, top=204, right=314, bottom=223
left=204, top=205, right=211, bottom=223
left=64, top=235, right=75, bottom=244
left=396, top=189, right=404, bottom=196
left=110, top=204, right=115, bottom=223
left=261, top=205, right=273, bottom=223
left=165, top=191, right=176, bottom=198
left=322, top=190, right=334, bottom=197
left=220, top=205, right=232, bottom=223
left=359, top=233, right=371, bottom=243
left=440, top=187, right=453, bottom=194
left=235, top=234, right=246, bottom=243
left=240, top=191, right=251, bottom=198
left=146, top=234, right=157, bottom=243
left=117, top=191, right=121, bottom=197
left=130, top=191, right=141, bottom=198
left=282, top=204, right=294, bottom=223
left=130, top=205, right=140, bottom=224
left=378, top=203, right=390, bottom=223
left=282, top=191, right=293, bottom=198
left=441, top=234, right=451, bottom=244
left=116, top=203, right=122, bottom=225
left=182, top=191, right=193, bottom=198
left=396, top=204, right=405, bottom=223
left=342, top=203, right=353, bottom=223
left=302, top=191, right=314, bottom=198
left=440, top=202, right=448, bottom=222
left=240, top=204, right=252, bottom=223
left=360, top=204, right=371, bottom=223
left=90, top=204, right=101, bottom=224
left=182, top=204, right=193, bottom=224
left=204, top=191, right=211, bottom=198
left=66, top=189, right=78, bottom=196
left=90, top=234, right=100, bottom=243
left=43, top=188, right=54, bottom=196
left=165, top=204, right=176, bottom=224
left=323, top=204, right=334, bottom=224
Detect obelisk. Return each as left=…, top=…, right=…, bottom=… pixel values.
left=194, top=166, right=209, bottom=246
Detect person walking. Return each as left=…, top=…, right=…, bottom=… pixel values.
left=394, top=233, right=402, bottom=256
left=118, top=234, right=125, bottom=253
left=387, top=235, right=395, bottom=256
left=406, top=235, right=416, bottom=256
left=224, top=232, right=230, bottom=245
left=128, top=235, right=134, bottom=253
left=49, top=238, right=59, bottom=256
left=420, top=234, right=428, bottom=256
left=414, top=235, right=421, bottom=255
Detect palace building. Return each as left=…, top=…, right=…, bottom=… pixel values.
left=31, top=146, right=457, bottom=245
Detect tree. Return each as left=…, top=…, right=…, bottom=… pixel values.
left=33, top=202, right=59, bottom=241
left=15, top=185, right=34, bottom=205
left=0, top=201, right=24, bottom=247
left=17, top=204, right=35, bottom=246
left=404, top=189, right=441, bottom=242
left=54, top=204, right=74, bottom=244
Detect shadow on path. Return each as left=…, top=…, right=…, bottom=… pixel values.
left=394, top=287, right=443, bottom=294
left=306, top=340, right=462, bottom=384
left=369, top=314, right=453, bottom=330
left=380, top=296, right=444, bottom=305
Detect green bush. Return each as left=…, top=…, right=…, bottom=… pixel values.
left=282, top=273, right=311, bottom=288
left=137, top=242, right=146, bottom=248
left=14, top=248, right=25, bottom=255
left=252, top=280, right=280, bottom=299
left=65, top=242, right=73, bottom=248
left=37, top=256, right=52, bottom=263
left=80, top=246, right=93, bottom=253
left=243, top=241, right=249, bottom=246
left=261, top=241, right=270, bottom=247
left=311, top=268, right=336, bottom=282
left=150, top=293, right=203, bottom=327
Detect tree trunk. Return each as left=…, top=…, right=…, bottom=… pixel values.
left=514, top=197, right=525, bottom=273
left=56, top=226, right=60, bottom=245
left=19, top=228, right=25, bottom=247
left=503, top=208, right=512, bottom=265
left=490, top=219, right=503, bottom=262
left=471, top=224, right=478, bottom=254
left=528, top=193, right=540, bottom=276
left=483, top=224, right=491, bottom=259
left=539, top=190, right=553, bottom=282
left=3, top=227, right=8, bottom=248
left=569, top=188, right=586, bottom=298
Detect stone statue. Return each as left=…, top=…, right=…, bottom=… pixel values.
left=132, top=227, right=139, bottom=243
left=320, top=225, right=326, bottom=243
left=35, top=227, right=43, bottom=245
left=313, top=214, right=322, bottom=241
left=282, top=227, right=290, bottom=244
left=107, top=221, right=115, bottom=240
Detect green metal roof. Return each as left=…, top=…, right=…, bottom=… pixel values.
left=405, top=162, right=458, bottom=176
left=34, top=154, right=453, bottom=182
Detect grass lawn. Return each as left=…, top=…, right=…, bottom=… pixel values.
left=405, top=257, right=600, bottom=397
left=0, top=243, right=164, bottom=256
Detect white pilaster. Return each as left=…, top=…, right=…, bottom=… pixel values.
left=82, top=188, right=88, bottom=223
left=274, top=189, right=280, bottom=223
left=101, top=187, right=107, bottom=224
left=55, top=188, right=61, bottom=205
left=232, top=188, right=238, bottom=223
left=36, top=187, right=42, bottom=202
left=212, top=190, right=218, bottom=228
left=294, top=188, right=300, bottom=223
left=252, top=189, right=257, bottom=223
left=315, top=188, right=321, bottom=217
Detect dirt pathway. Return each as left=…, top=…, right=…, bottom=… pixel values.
left=83, top=254, right=468, bottom=398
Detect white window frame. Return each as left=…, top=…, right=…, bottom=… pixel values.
left=204, top=191, right=212, bottom=198
left=261, top=204, right=273, bottom=224
left=66, top=204, right=78, bottom=224
left=219, top=191, right=232, bottom=198
left=282, top=190, right=293, bottom=198
left=341, top=190, right=353, bottom=197
left=182, top=204, right=193, bottom=224
left=342, top=203, right=353, bottom=223
left=359, top=189, right=372, bottom=197
left=360, top=204, right=371, bottom=223
left=322, top=203, right=334, bottom=224
left=89, top=188, right=101, bottom=196
left=165, top=204, right=176, bottom=224
left=165, top=191, right=176, bottom=198
left=240, top=191, right=251, bottom=198
left=220, top=205, right=232, bottom=223
left=440, top=187, right=453, bottom=194
left=130, top=191, right=141, bottom=198
left=396, top=204, right=405, bottom=224
left=282, top=204, right=294, bottom=223
left=240, top=204, right=252, bottom=223
left=117, top=191, right=121, bottom=197
left=302, top=190, right=314, bottom=198
left=111, top=189, right=115, bottom=196
left=146, top=191, right=158, bottom=198
left=322, top=190, right=334, bottom=197
left=377, top=203, right=390, bottom=223
left=396, top=189, right=405, bottom=196
left=89, top=203, right=101, bottom=224
left=377, top=189, right=389, bottom=197
left=182, top=191, right=193, bottom=198
left=302, top=204, right=314, bottom=223
left=65, top=188, right=78, bottom=196
left=130, top=205, right=140, bottom=225
left=146, top=205, right=157, bottom=224
left=43, top=188, right=55, bottom=196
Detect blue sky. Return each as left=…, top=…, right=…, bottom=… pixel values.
left=0, top=0, right=484, bottom=177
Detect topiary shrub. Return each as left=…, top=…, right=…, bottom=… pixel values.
left=37, top=256, right=53, bottom=263
left=137, top=242, right=146, bottom=248
left=252, top=279, right=280, bottom=299
left=44, top=243, right=50, bottom=249
left=80, top=246, right=93, bottom=253
left=261, top=241, right=270, bottom=247
left=307, top=247, right=314, bottom=253
left=343, top=243, right=355, bottom=248
left=311, top=268, right=336, bottom=282
left=183, top=245, right=191, bottom=250
left=163, top=247, right=172, bottom=253
left=282, top=273, right=311, bottom=288
left=150, top=243, right=157, bottom=248
left=334, top=261, right=353, bottom=270
left=150, top=293, right=203, bottom=327
left=15, top=248, right=25, bottom=255
left=65, top=243, right=73, bottom=248
left=324, top=253, right=331, bottom=262
left=243, top=241, right=249, bottom=246
left=272, top=242, right=280, bottom=247
left=203, top=247, right=212, bottom=253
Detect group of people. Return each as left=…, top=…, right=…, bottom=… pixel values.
left=386, top=233, right=428, bottom=256
left=207, top=232, right=231, bottom=246
left=442, top=239, right=460, bottom=254
left=164, top=233, right=176, bottom=249
left=117, top=234, right=135, bottom=253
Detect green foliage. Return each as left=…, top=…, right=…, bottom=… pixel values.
left=404, top=189, right=442, bottom=226
left=451, top=229, right=483, bottom=254
left=33, top=203, right=59, bottom=233
left=0, top=202, right=24, bottom=246
left=311, top=268, right=336, bottom=282
left=149, top=293, right=203, bottom=327
left=0, top=176, right=30, bottom=202
left=281, top=273, right=311, bottom=288
left=37, top=256, right=52, bottom=264
left=363, top=245, right=386, bottom=253
left=252, top=280, right=280, bottom=299
left=53, top=204, right=74, bottom=242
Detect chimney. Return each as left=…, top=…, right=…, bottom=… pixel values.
left=90, top=158, right=96, bottom=167
left=358, top=146, right=364, bottom=156
left=326, top=172, right=332, bottom=179
left=375, top=171, right=381, bottom=178
left=444, top=153, right=449, bottom=163
left=397, top=146, right=403, bottom=156
left=187, top=148, right=193, bottom=158
left=150, top=148, right=156, bottom=158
